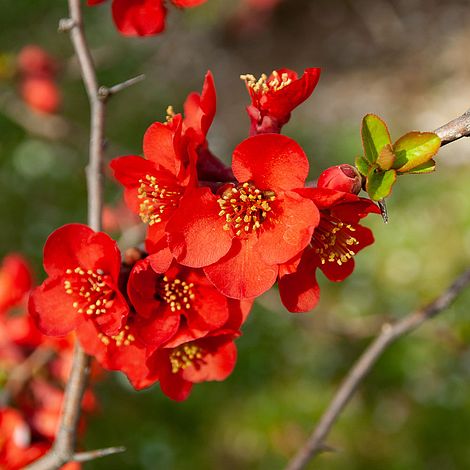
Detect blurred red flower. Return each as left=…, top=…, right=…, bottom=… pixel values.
left=88, top=0, right=207, bottom=37
left=0, top=408, right=48, bottom=469
left=20, top=77, right=61, bottom=114
left=0, top=254, right=32, bottom=316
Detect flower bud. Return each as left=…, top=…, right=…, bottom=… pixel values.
left=317, top=164, right=362, bottom=194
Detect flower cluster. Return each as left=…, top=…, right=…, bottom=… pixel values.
left=88, top=0, right=207, bottom=37
left=0, top=255, right=95, bottom=469
left=17, top=45, right=61, bottom=114
left=29, top=68, right=379, bottom=402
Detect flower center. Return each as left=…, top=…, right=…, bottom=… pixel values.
left=137, top=174, right=183, bottom=225
left=169, top=344, right=204, bottom=374
left=160, top=276, right=196, bottom=313
left=98, top=324, right=135, bottom=347
left=217, top=182, right=276, bottom=237
left=312, top=215, right=360, bottom=265
left=64, top=267, right=114, bottom=316
left=240, top=71, right=292, bottom=94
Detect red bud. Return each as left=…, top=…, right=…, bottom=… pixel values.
left=317, top=164, right=362, bottom=194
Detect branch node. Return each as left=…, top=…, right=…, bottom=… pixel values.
left=98, top=85, right=110, bottom=101
left=58, top=18, right=76, bottom=33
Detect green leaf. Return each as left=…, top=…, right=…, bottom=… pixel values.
left=355, top=156, right=371, bottom=176
left=366, top=168, right=397, bottom=201
left=393, top=131, right=441, bottom=173
left=406, top=159, right=436, bottom=174
left=361, top=114, right=392, bottom=164
left=376, top=144, right=396, bottom=170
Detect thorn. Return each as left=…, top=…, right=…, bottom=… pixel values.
left=378, top=199, right=389, bottom=223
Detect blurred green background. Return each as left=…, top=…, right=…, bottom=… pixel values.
left=2, top=0, right=470, bottom=468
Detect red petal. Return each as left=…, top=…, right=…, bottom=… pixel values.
left=319, top=224, right=374, bottom=282
left=92, top=289, right=129, bottom=336
left=167, top=188, right=233, bottom=268
left=112, top=0, right=166, bottom=37
left=43, top=224, right=121, bottom=282
left=110, top=155, right=156, bottom=188
left=183, top=70, right=215, bottom=140
left=330, top=199, right=381, bottom=224
left=279, top=253, right=321, bottom=313
left=76, top=320, right=106, bottom=360
left=189, top=283, right=229, bottom=330
left=182, top=337, right=237, bottom=383
left=148, top=350, right=193, bottom=401
left=143, top=122, right=179, bottom=174
left=145, top=221, right=169, bottom=254
left=256, top=191, right=319, bottom=265
left=204, top=237, right=278, bottom=299
left=298, top=187, right=359, bottom=210
left=29, top=278, right=80, bottom=336
left=265, top=68, right=321, bottom=121
left=127, top=258, right=164, bottom=319
left=147, top=247, right=174, bottom=273
left=232, top=134, right=309, bottom=191
left=172, top=0, right=207, bottom=7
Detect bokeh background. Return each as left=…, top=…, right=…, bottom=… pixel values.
left=2, top=0, right=470, bottom=468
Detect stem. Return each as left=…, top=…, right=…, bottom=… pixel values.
left=434, top=109, right=470, bottom=146
left=26, top=0, right=104, bottom=467
left=285, top=268, right=470, bottom=470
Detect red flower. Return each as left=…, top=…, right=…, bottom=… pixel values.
left=89, top=0, right=207, bottom=37
left=167, top=133, right=319, bottom=299
left=128, top=258, right=247, bottom=347
left=0, top=408, right=47, bottom=469
left=111, top=114, right=196, bottom=264
left=279, top=188, right=379, bottom=312
left=176, top=71, right=232, bottom=182
left=147, top=332, right=239, bottom=401
left=29, top=224, right=129, bottom=341
left=20, top=77, right=61, bottom=114
left=17, top=45, right=58, bottom=79
left=0, top=254, right=32, bottom=316
left=78, top=256, right=250, bottom=390
left=241, top=67, right=320, bottom=135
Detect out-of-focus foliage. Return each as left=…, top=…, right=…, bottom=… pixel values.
left=1, top=0, right=470, bottom=468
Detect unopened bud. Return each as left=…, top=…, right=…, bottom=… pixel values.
left=317, top=164, right=362, bottom=194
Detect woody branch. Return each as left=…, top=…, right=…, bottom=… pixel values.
left=285, top=273, right=470, bottom=470
left=25, top=0, right=143, bottom=468
left=283, top=112, right=470, bottom=470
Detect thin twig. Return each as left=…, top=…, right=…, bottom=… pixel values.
left=285, top=267, right=470, bottom=470
left=73, top=446, right=127, bottom=462
left=98, top=74, right=146, bottom=100
left=434, top=108, right=470, bottom=146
